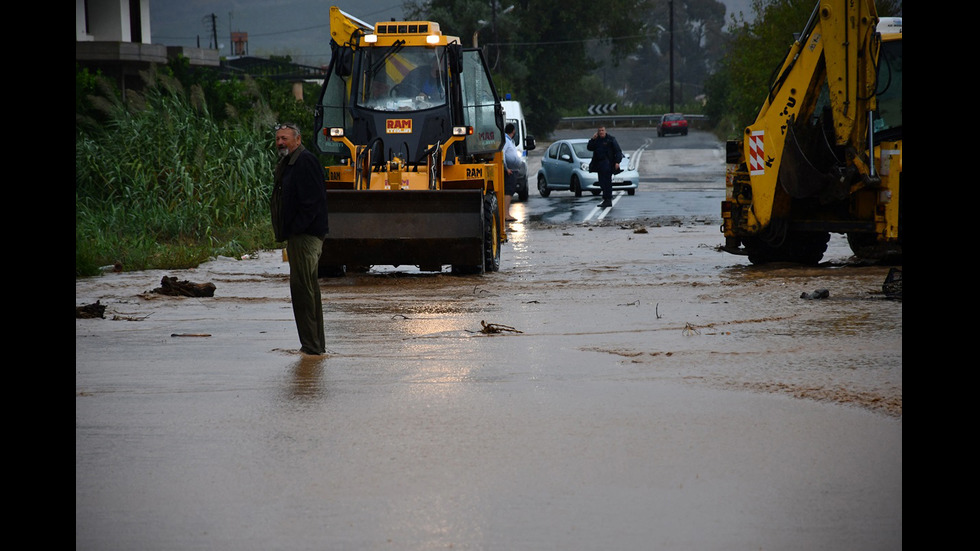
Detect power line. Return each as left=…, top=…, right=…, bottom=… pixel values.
left=483, top=33, right=661, bottom=47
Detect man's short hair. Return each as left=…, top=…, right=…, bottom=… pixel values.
left=505, top=123, right=515, bottom=134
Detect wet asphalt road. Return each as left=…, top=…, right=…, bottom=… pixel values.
left=521, top=128, right=726, bottom=227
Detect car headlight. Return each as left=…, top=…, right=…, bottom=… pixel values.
left=580, top=162, right=590, bottom=171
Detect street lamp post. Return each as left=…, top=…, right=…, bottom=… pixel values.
left=473, top=25, right=484, bottom=47
left=473, top=4, right=514, bottom=67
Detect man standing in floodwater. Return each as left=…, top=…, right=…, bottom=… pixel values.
left=270, top=123, right=329, bottom=355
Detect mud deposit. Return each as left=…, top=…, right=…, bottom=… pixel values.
left=77, top=221, right=901, bottom=416
left=76, top=221, right=902, bottom=550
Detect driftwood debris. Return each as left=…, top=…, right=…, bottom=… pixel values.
left=479, top=320, right=522, bottom=334
left=76, top=300, right=107, bottom=319
left=153, top=276, right=216, bottom=297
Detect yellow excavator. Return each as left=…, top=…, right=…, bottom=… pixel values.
left=311, top=7, right=507, bottom=275
left=721, top=0, right=902, bottom=265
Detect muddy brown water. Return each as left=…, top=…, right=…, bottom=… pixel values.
left=76, top=221, right=901, bottom=550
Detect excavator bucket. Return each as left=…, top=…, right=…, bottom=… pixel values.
left=320, top=189, right=486, bottom=272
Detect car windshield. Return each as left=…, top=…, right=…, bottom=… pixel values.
left=572, top=142, right=592, bottom=158
left=665, top=114, right=684, bottom=121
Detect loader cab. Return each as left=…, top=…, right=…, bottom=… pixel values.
left=314, top=24, right=502, bottom=167
left=873, top=18, right=902, bottom=141
left=356, top=47, right=447, bottom=111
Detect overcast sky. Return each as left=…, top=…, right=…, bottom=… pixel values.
left=149, top=0, right=756, bottom=67
left=150, top=1, right=404, bottom=66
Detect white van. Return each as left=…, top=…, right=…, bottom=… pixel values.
left=501, top=98, right=535, bottom=201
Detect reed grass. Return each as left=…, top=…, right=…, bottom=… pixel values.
left=76, top=69, right=283, bottom=277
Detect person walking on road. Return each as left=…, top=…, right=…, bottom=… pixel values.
left=270, top=123, right=330, bottom=355
left=502, top=122, right=521, bottom=221
left=587, top=126, right=623, bottom=209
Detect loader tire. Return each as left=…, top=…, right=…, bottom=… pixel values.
left=318, top=264, right=346, bottom=278
left=846, top=233, right=902, bottom=263
left=482, top=193, right=501, bottom=273
left=451, top=194, right=500, bottom=275
left=746, top=231, right=829, bottom=266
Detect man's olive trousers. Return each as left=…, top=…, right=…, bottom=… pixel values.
left=286, top=233, right=325, bottom=355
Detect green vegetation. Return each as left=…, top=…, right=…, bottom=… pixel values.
left=75, top=61, right=321, bottom=277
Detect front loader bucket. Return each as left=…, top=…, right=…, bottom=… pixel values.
left=320, top=189, right=485, bottom=271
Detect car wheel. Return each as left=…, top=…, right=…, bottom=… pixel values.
left=537, top=175, right=551, bottom=198
left=571, top=175, right=582, bottom=197
left=627, top=189, right=635, bottom=196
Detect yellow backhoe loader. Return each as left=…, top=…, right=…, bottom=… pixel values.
left=721, top=1, right=902, bottom=265
left=312, top=7, right=507, bottom=275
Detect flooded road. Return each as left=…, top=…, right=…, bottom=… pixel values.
left=76, top=132, right=901, bottom=550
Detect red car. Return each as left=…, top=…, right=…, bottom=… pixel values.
left=657, top=113, right=688, bottom=137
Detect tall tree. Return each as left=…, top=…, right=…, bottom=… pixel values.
left=704, top=0, right=902, bottom=137
left=624, top=0, right=727, bottom=108
left=404, top=0, right=649, bottom=137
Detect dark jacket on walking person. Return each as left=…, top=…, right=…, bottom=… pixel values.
left=270, top=123, right=329, bottom=356
left=587, top=126, right=623, bottom=208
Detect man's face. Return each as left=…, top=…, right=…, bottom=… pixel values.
left=597, top=127, right=607, bottom=138
left=276, top=128, right=301, bottom=157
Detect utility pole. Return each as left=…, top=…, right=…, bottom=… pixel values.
left=210, top=13, right=218, bottom=49
left=669, top=0, right=674, bottom=112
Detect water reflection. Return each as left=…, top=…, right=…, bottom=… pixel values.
left=287, top=355, right=326, bottom=400
left=504, top=203, right=533, bottom=271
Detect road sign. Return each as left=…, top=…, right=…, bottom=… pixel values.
left=587, top=103, right=618, bottom=115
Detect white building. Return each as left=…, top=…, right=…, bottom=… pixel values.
left=76, top=0, right=218, bottom=93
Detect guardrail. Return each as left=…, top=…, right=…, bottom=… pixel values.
left=557, top=114, right=707, bottom=130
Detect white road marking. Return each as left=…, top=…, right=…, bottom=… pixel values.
left=585, top=191, right=624, bottom=222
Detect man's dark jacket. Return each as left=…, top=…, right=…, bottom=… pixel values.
left=587, top=134, right=624, bottom=173
left=271, top=145, right=328, bottom=242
